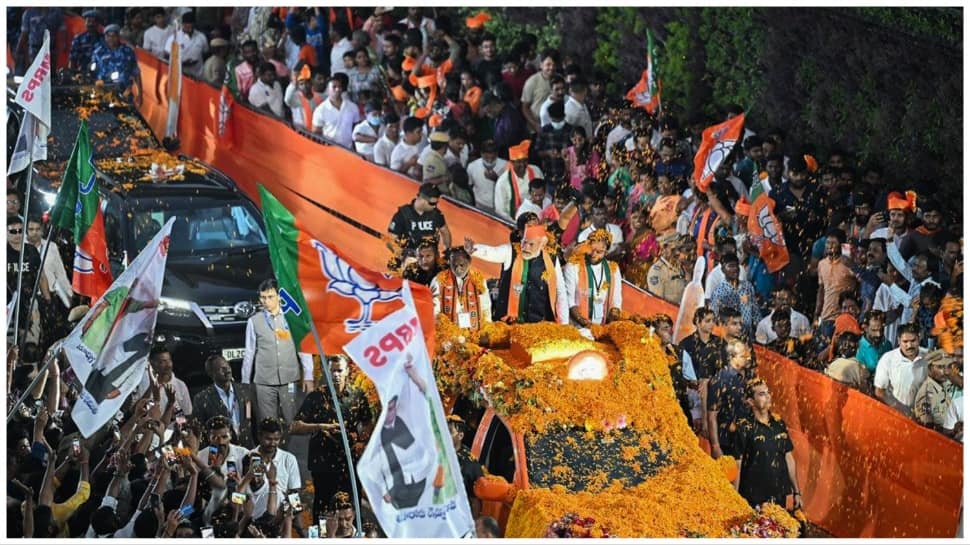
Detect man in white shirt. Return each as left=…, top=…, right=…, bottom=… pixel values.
left=704, top=238, right=749, bottom=301
left=373, top=112, right=399, bottom=167
left=142, top=8, right=174, bottom=58
left=25, top=217, right=72, bottom=308
left=466, top=140, right=506, bottom=214
left=563, top=229, right=623, bottom=328
left=149, top=346, right=193, bottom=417
left=163, top=11, right=208, bottom=79
left=874, top=324, right=928, bottom=417
left=352, top=102, right=384, bottom=161
left=248, top=418, right=303, bottom=518
left=564, top=79, right=593, bottom=140
left=494, top=140, right=543, bottom=221
left=311, top=76, right=361, bottom=149
left=604, top=108, right=632, bottom=164
left=284, top=66, right=326, bottom=130
left=577, top=202, right=624, bottom=254
left=195, top=416, right=250, bottom=509
left=444, top=128, right=470, bottom=169
left=390, top=116, right=424, bottom=179
left=329, top=21, right=353, bottom=76
left=515, top=178, right=553, bottom=219
left=537, top=75, right=567, bottom=128
left=755, top=286, right=811, bottom=344
left=248, top=62, right=285, bottom=117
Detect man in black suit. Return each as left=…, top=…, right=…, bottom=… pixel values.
left=192, top=354, right=255, bottom=449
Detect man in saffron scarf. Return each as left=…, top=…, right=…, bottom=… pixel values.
left=466, top=221, right=567, bottom=324
left=430, top=247, right=491, bottom=331
left=563, top=229, right=623, bottom=328
left=493, top=140, right=544, bottom=222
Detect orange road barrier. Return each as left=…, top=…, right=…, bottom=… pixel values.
left=128, top=48, right=961, bottom=538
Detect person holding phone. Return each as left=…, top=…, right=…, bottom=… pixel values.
left=194, top=416, right=249, bottom=499
left=246, top=418, right=302, bottom=520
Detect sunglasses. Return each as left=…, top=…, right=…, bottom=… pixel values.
left=426, top=200, right=439, bottom=207
left=8, top=228, right=22, bottom=234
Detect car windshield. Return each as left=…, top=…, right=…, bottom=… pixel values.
left=524, top=425, right=671, bottom=493
left=129, top=195, right=267, bottom=256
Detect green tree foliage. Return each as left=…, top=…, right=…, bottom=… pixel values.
left=456, top=7, right=561, bottom=53
left=456, top=7, right=961, bottom=210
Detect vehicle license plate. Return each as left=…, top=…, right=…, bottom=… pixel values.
left=222, top=348, right=246, bottom=361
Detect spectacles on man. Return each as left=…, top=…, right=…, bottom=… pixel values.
left=8, top=228, right=22, bottom=234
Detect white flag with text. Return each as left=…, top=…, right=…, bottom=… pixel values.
left=62, top=218, right=174, bottom=437
left=344, top=281, right=474, bottom=538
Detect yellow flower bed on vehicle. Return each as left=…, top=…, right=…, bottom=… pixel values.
left=507, top=448, right=798, bottom=538
left=433, top=316, right=799, bottom=538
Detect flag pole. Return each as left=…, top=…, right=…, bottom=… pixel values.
left=17, top=226, right=59, bottom=358
left=10, top=126, right=35, bottom=348
left=305, top=321, right=365, bottom=537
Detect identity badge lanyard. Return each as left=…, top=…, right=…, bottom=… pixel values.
left=266, top=310, right=291, bottom=341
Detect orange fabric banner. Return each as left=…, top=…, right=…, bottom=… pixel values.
left=129, top=49, right=962, bottom=538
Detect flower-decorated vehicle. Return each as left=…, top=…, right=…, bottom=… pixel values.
left=7, top=83, right=272, bottom=392
left=433, top=317, right=800, bottom=538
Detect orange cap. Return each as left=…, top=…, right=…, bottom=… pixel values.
left=803, top=154, right=818, bottom=173
left=734, top=197, right=751, bottom=217
left=887, top=190, right=917, bottom=213
left=428, top=113, right=444, bottom=128
left=414, top=107, right=430, bottom=119
left=523, top=223, right=547, bottom=241
left=509, top=140, right=531, bottom=161
left=297, top=64, right=312, bottom=81
left=401, top=56, right=417, bottom=72
left=465, top=12, right=491, bottom=29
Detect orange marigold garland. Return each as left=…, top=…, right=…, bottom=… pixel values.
left=933, top=294, right=963, bottom=354
left=432, top=317, right=799, bottom=537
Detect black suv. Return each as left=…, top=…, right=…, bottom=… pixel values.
left=7, top=83, right=270, bottom=392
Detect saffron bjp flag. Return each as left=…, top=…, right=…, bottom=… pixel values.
left=165, top=35, right=181, bottom=139
left=62, top=218, right=173, bottom=437
left=258, top=185, right=434, bottom=354
left=626, top=28, right=661, bottom=114
left=747, top=177, right=790, bottom=273
left=345, top=281, right=475, bottom=538
left=62, top=120, right=112, bottom=300
left=692, top=114, right=745, bottom=194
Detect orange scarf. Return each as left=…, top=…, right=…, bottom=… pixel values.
left=507, top=166, right=536, bottom=218
left=464, top=85, right=482, bottom=114
left=576, top=258, right=618, bottom=324
left=299, top=91, right=324, bottom=129
left=506, top=250, right=557, bottom=322
left=438, top=270, right=484, bottom=331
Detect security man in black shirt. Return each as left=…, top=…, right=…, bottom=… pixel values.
left=388, top=183, right=453, bottom=254
left=735, top=378, right=802, bottom=510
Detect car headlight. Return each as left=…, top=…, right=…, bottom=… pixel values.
left=159, top=296, right=193, bottom=312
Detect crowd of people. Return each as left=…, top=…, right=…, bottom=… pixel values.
left=6, top=5, right=964, bottom=538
